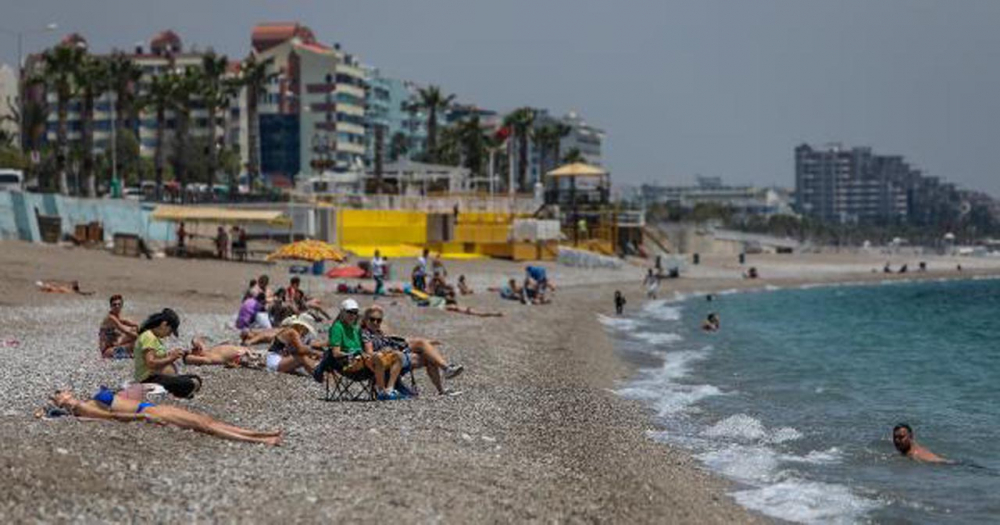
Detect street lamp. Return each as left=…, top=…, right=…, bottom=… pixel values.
left=0, top=22, right=57, bottom=151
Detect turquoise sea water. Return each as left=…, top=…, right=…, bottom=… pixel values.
left=606, top=278, right=1000, bottom=524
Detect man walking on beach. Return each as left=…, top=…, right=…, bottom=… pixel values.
left=893, top=423, right=949, bottom=463
left=371, top=250, right=387, bottom=297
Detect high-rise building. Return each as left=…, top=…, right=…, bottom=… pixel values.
left=794, top=143, right=909, bottom=224
left=250, top=22, right=367, bottom=182
left=363, top=67, right=421, bottom=164
left=30, top=31, right=240, bottom=167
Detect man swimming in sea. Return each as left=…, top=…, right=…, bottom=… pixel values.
left=893, top=423, right=949, bottom=463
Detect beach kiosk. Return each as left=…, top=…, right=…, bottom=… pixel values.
left=150, top=205, right=292, bottom=259
left=544, top=162, right=615, bottom=251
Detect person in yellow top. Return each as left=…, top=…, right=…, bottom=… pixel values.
left=133, top=308, right=202, bottom=398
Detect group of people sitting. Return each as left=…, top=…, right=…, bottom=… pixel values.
left=489, top=265, right=555, bottom=305
left=63, top=272, right=470, bottom=446
left=236, top=274, right=330, bottom=333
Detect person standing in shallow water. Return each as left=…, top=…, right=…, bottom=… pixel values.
left=893, top=423, right=949, bottom=463
left=614, top=291, right=627, bottom=315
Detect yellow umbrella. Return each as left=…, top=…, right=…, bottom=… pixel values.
left=266, top=239, right=346, bottom=263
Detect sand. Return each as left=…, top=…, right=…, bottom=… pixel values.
left=2, top=240, right=999, bottom=523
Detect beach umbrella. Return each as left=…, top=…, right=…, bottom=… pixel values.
left=266, top=239, right=346, bottom=263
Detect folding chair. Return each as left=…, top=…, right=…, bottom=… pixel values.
left=323, top=355, right=376, bottom=402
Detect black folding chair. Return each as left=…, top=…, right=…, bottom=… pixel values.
left=323, top=355, right=376, bottom=402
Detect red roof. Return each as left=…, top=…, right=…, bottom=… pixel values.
left=251, top=22, right=316, bottom=52
left=150, top=30, right=183, bottom=54
left=59, top=33, right=88, bottom=49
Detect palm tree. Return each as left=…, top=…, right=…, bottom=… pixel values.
left=503, top=107, right=536, bottom=192
left=456, top=115, right=486, bottom=180
left=562, top=147, right=584, bottom=164
left=238, top=54, right=275, bottom=197
left=198, top=52, right=237, bottom=198
left=416, top=85, right=455, bottom=163
left=37, top=44, right=86, bottom=193
left=106, top=52, right=143, bottom=180
left=389, top=131, right=409, bottom=162
left=170, top=67, right=202, bottom=202
left=142, top=73, right=178, bottom=201
left=76, top=54, right=109, bottom=197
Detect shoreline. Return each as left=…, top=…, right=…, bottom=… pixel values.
left=3, top=240, right=1000, bottom=522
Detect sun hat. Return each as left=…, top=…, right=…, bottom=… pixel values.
left=281, top=315, right=316, bottom=336
left=340, top=298, right=360, bottom=312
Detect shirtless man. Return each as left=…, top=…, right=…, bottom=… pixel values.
left=99, top=294, right=139, bottom=358
left=893, top=423, right=949, bottom=463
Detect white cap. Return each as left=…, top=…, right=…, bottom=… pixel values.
left=340, top=298, right=360, bottom=312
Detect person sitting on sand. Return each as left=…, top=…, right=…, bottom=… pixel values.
left=457, top=275, right=473, bottom=295
left=430, top=273, right=456, bottom=302
left=489, top=279, right=524, bottom=302
left=265, top=315, right=322, bottom=374
left=36, top=280, right=94, bottom=295
left=99, top=294, right=139, bottom=359
left=182, top=337, right=266, bottom=370
left=236, top=293, right=269, bottom=330
left=893, top=423, right=949, bottom=463
left=134, top=308, right=203, bottom=399
left=702, top=312, right=720, bottom=332
left=360, top=304, right=464, bottom=396
left=287, top=277, right=331, bottom=320
left=42, top=388, right=281, bottom=446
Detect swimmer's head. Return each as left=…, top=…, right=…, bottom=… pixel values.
left=893, top=423, right=913, bottom=454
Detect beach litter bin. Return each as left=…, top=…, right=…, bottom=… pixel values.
left=311, top=260, right=325, bottom=276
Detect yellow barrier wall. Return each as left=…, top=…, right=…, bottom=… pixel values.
left=338, top=209, right=428, bottom=246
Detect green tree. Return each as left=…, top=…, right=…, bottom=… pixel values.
left=534, top=122, right=571, bottom=176
left=106, top=52, right=144, bottom=181
left=503, top=107, right=536, bottom=192
left=388, top=131, right=409, bottom=162
left=237, top=54, right=275, bottom=197
left=416, top=85, right=455, bottom=163
left=76, top=54, right=109, bottom=197
left=36, top=44, right=86, bottom=193
left=141, top=73, right=178, bottom=201
left=562, top=147, right=584, bottom=164
left=198, top=52, right=238, bottom=196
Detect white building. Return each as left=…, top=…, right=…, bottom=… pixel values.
left=0, top=64, right=17, bottom=143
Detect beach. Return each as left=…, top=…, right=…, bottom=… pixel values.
left=3, top=240, right=999, bottom=523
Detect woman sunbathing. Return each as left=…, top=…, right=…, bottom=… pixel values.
left=36, top=280, right=94, bottom=295
left=43, top=387, right=281, bottom=446
left=182, top=337, right=266, bottom=369
left=361, top=305, right=464, bottom=395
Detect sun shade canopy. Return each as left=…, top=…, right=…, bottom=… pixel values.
left=546, top=162, right=608, bottom=178
left=151, top=205, right=291, bottom=226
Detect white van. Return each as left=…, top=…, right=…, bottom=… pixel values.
left=0, top=169, right=24, bottom=191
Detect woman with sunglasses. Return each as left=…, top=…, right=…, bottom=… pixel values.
left=99, top=294, right=139, bottom=359
left=360, top=305, right=464, bottom=396
left=314, top=299, right=397, bottom=398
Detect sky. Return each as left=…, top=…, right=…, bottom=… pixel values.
left=2, top=0, right=999, bottom=196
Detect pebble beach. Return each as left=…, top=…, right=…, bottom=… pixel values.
left=3, top=240, right=999, bottom=523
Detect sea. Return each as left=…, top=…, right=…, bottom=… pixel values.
left=604, top=277, right=1000, bottom=524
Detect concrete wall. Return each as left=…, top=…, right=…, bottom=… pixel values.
left=0, top=191, right=172, bottom=243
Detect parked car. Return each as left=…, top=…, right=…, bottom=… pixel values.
left=0, top=169, right=25, bottom=191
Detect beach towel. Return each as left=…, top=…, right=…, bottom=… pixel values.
left=326, top=266, right=366, bottom=279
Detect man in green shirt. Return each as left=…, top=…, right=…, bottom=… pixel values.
left=328, top=298, right=362, bottom=355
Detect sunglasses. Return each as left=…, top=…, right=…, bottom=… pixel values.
left=346, top=310, right=359, bottom=315
left=369, top=317, right=383, bottom=324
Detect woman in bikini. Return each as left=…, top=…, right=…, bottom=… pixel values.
left=43, top=387, right=282, bottom=446
left=265, top=315, right=323, bottom=374
left=99, top=294, right=139, bottom=359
